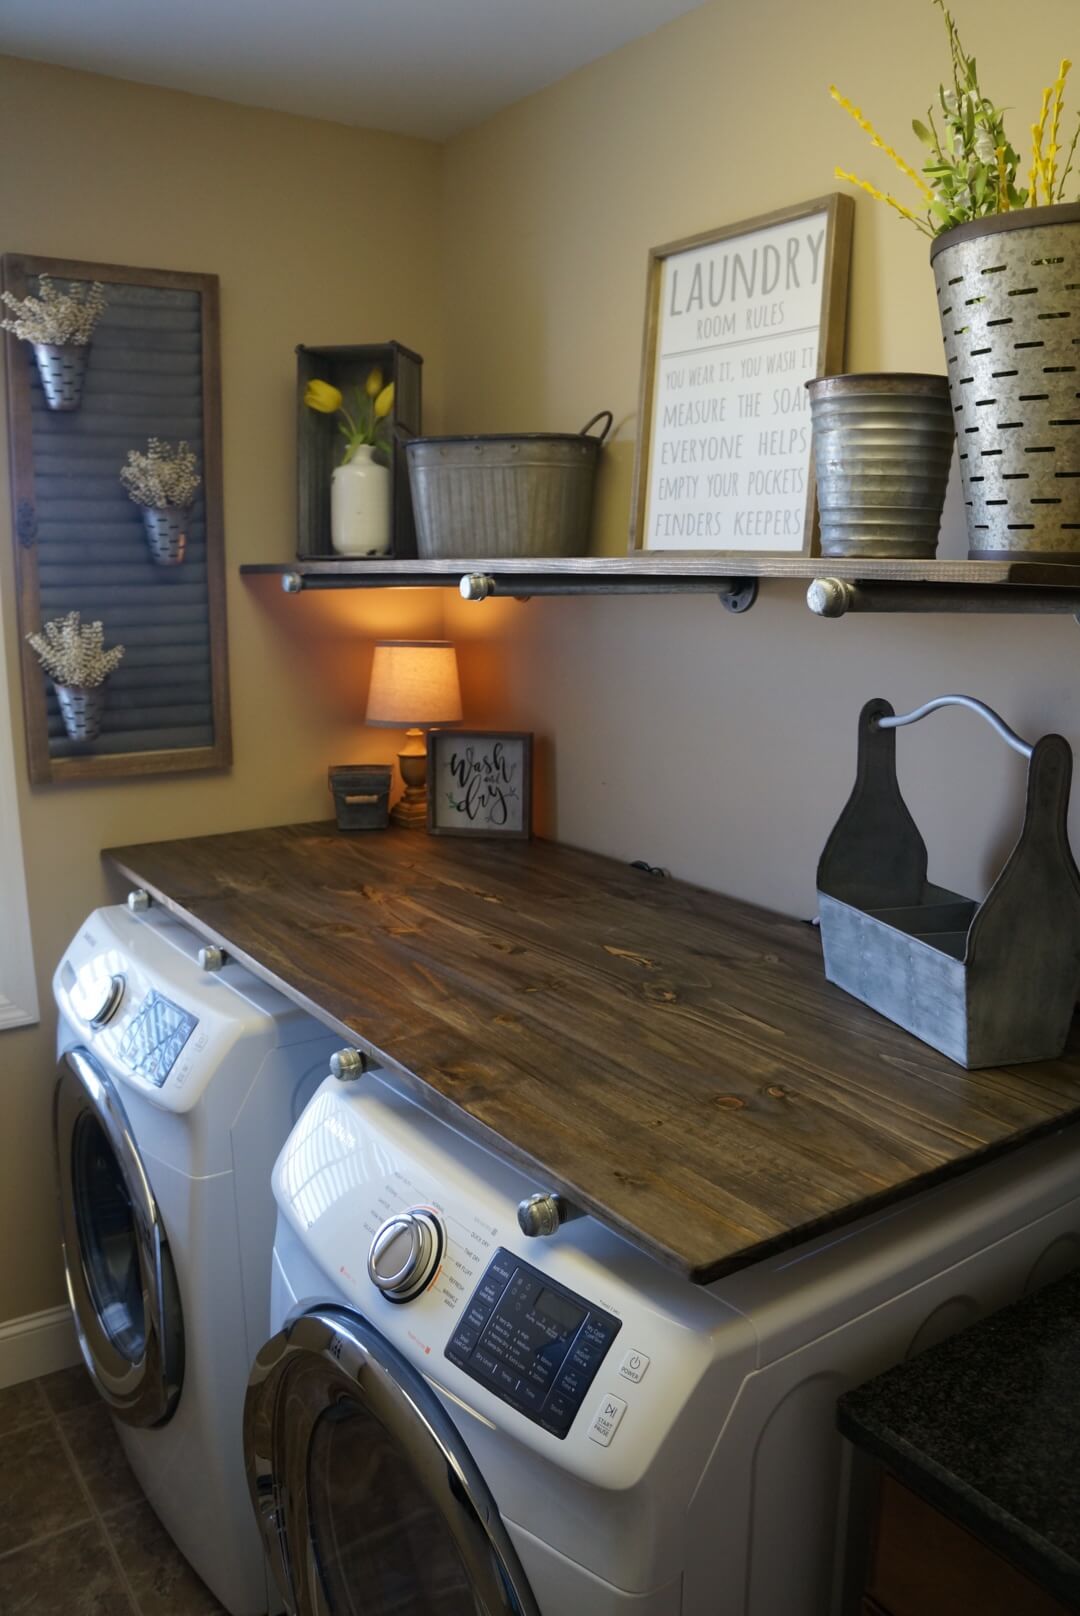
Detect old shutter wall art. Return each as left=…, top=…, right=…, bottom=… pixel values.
left=3, top=255, right=230, bottom=785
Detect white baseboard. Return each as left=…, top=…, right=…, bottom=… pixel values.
left=0, top=1305, right=80, bottom=1389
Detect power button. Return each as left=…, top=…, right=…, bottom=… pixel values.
left=619, top=1349, right=650, bottom=1384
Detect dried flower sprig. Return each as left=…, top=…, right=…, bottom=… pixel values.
left=119, top=438, right=201, bottom=509
left=1, top=277, right=106, bottom=345
left=831, top=1, right=1078, bottom=235
left=27, top=612, right=124, bottom=690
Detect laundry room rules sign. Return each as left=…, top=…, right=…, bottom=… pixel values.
left=631, top=196, right=852, bottom=555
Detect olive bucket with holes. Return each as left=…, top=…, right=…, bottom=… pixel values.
left=405, top=412, right=613, bottom=558
left=931, top=203, right=1080, bottom=561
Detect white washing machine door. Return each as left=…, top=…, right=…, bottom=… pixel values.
left=245, top=1307, right=541, bottom=1616
left=53, top=1047, right=184, bottom=1427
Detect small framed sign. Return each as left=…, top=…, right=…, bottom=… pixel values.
left=427, top=730, right=533, bottom=839
left=630, top=193, right=853, bottom=557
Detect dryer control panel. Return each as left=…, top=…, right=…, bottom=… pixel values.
left=445, top=1247, right=620, bottom=1438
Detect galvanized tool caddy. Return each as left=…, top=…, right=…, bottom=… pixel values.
left=817, top=695, right=1080, bottom=1069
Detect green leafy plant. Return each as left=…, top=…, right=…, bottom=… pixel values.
left=832, top=0, right=1077, bottom=236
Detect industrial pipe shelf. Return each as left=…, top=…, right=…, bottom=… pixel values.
left=239, top=556, right=1080, bottom=618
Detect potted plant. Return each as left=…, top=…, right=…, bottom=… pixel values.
left=0, top=275, right=106, bottom=411
left=120, top=438, right=201, bottom=566
left=831, top=2, right=1080, bottom=560
left=27, top=611, right=125, bottom=743
left=304, top=371, right=395, bottom=557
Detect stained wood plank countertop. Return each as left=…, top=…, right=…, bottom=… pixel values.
left=104, top=822, right=1080, bottom=1284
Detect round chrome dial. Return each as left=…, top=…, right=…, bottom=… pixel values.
left=72, top=969, right=126, bottom=1029
left=367, top=1208, right=444, bottom=1303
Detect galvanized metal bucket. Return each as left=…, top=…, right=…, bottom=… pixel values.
left=405, top=412, right=613, bottom=559
left=55, top=682, right=106, bottom=742
left=33, top=342, right=90, bottom=411
left=931, top=203, right=1080, bottom=561
left=818, top=694, right=1080, bottom=1069
left=140, top=504, right=191, bottom=567
left=806, top=374, right=954, bottom=558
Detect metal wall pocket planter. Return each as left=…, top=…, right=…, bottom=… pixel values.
left=32, top=342, right=90, bottom=411
left=932, top=203, right=1080, bottom=561
left=818, top=695, right=1080, bottom=1069
left=139, top=505, right=191, bottom=567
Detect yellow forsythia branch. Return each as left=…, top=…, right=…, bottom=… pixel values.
left=1048, top=59, right=1072, bottom=198
left=830, top=86, right=934, bottom=199
left=834, top=168, right=934, bottom=235
left=1031, top=85, right=1052, bottom=203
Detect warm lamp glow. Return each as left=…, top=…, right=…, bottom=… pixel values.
left=366, top=640, right=462, bottom=728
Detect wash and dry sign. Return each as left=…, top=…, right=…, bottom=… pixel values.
left=631, top=194, right=852, bottom=555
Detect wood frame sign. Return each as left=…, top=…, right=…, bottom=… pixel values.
left=427, top=729, right=533, bottom=839
left=3, top=253, right=230, bottom=786
left=630, top=193, right=853, bottom=557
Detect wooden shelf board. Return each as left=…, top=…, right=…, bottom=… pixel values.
left=239, top=554, right=1080, bottom=590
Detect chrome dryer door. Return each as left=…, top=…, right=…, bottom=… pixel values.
left=54, top=1047, right=183, bottom=1427
left=245, top=1306, right=541, bottom=1616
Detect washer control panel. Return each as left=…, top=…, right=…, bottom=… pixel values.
left=445, top=1247, right=620, bottom=1439
left=117, top=990, right=199, bottom=1087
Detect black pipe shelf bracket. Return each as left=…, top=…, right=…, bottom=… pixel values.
left=458, top=571, right=759, bottom=611
left=807, top=576, right=1080, bottom=621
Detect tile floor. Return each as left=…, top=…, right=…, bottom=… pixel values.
left=0, top=1365, right=226, bottom=1615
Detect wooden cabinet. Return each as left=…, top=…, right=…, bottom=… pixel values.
left=864, top=1473, right=1073, bottom=1616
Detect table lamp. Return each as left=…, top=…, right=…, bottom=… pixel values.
left=365, top=640, right=463, bottom=827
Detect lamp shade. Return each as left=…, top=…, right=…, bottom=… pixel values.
left=365, top=640, right=463, bottom=728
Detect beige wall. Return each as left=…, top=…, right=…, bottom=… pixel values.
left=0, top=56, right=446, bottom=1319
left=4, top=0, right=1079, bottom=1321
left=440, top=0, right=1080, bottom=916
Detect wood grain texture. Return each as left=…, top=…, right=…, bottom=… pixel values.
left=103, top=823, right=1080, bottom=1284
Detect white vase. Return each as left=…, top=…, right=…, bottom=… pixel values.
left=331, top=445, right=392, bottom=557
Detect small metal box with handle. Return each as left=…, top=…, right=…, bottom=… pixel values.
left=818, top=695, right=1080, bottom=1069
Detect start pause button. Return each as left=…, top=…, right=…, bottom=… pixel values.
left=588, top=1392, right=627, bottom=1447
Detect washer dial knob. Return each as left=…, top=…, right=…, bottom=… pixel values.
left=367, top=1209, right=444, bottom=1303
left=72, top=968, right=126, bottom=1029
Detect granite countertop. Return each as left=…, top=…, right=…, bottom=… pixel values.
left=838, top=1268, right=1080, bottom=1608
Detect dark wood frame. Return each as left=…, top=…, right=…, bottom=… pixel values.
left=2, top=253, right=232, bottom=785
left=629, top=192, right=854, bottom=558
left=426, top=729, right=533, bottom=840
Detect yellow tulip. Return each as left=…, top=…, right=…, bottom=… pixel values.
left=304, top=379, right=343, bottom=414
left=374, top=382, right=395, bottom=420
left=365, top=368, right=384, bottom=398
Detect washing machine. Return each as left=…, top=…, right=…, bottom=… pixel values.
left=245, top=1060, right=1080, bottom=1615
left=53, top=896, right=340, bottom=1616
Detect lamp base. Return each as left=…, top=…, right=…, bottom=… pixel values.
left=391, top=731, right=428, bottom=829
left=390, top=787, right=428, bottom=828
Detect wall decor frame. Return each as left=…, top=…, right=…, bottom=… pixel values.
left=427, top=729, right=533, bottom=839
left=629, top=193, right=854, bottom=558
left=3, top=253, right=231, bottom=785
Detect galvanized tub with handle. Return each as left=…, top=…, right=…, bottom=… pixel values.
left=405, top=411, right=613, bottom=559
left=818, top=694, right=1080, bottom=1069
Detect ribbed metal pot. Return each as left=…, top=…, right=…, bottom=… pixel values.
left=806, top=374, right=954, bottom=558
left=140, top=504, right=191, bottom=567
left=32, top=342, right=89, bottom=411
left=55, top=683, right=105, bottom=742
left=931, top=203, right=1080, bottom=562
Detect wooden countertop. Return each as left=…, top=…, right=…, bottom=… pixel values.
left=104, top=823, right=1080, bottom=1284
